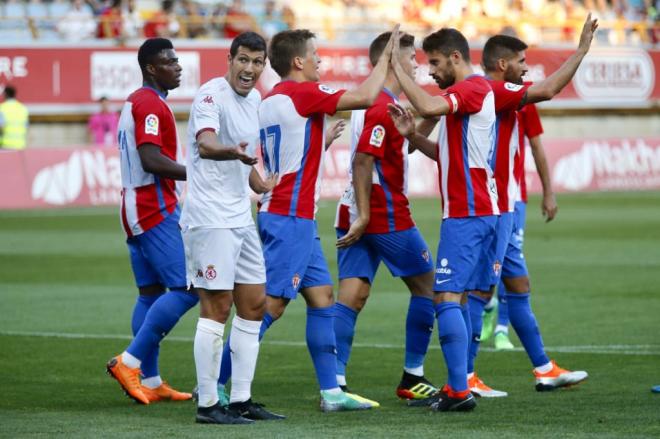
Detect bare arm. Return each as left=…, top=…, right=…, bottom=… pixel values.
left=388, top=103, right=438, bottom=160
left=325, top=119, right=346, bottom=150
left=525, top=14, right=598, bottom=105
left=196, top=130, right=258, bottom=165
left=337, top=152, right=373, bottom=248
left=335, top=24, right=399, bottom=111
left=249, top=167, right=278, bottom=194
left=528, top=134, right=558, bottom=222
left=408, top=116, right=439, bottom=156
left=138, top=144, right=187, bottom=180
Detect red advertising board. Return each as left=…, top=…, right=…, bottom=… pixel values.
left=2, top=137, right=659, bottom=210
left=0, top=44, right=657, bottom=113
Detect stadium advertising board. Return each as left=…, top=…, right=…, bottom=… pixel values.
left=0, top=46, right=658, bottom=112
left=2, top=137, right=659, bottom=209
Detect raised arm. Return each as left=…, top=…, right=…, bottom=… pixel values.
left=196, top=130, right=258, bottom=165
left=525, top=14, right=598, bottom=105
left=388, top=103, right=438, bottom=160
left=335, top=25, right=400, bottom=111
left=138, top=144, right=187, bottom=180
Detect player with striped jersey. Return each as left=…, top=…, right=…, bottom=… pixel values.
left=107, top=38, right=198, bottom=405
left=254, top=26, right=400, bottom=412
left=332, top=31, right=437, bottom=403
left=388, top=28, right=498, bottom=412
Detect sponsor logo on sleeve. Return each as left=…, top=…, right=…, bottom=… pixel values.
left=318, top=84, right=338, bottom=94
left=504, top=82, right=524, bottom=92
left=369, top=125, right=385, bottom=147
left=201, top=95, right=214, bottom=104
left=145, top=114, right=159, bottom=135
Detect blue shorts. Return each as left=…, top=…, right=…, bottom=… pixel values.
left=502, top=201, right=529, bottom=279
left=336, top=227, right=434, bottom=284
left=434, top=215, right=498, bottom=293
left=258, top=212, right=333, bottom=299
left=475, top=212, right=514, bottom=287
left=126, top=209, right=187, bottom=289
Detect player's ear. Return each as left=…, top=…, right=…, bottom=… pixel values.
left=227, top=53, right=233, bottom=65
left=293, top=56, right=304, bottom=71
left=145, top=63, right=156, bottom=77
left=497, top=57, right=507, bottom=72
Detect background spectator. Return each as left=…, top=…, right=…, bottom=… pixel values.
left=0, top=86, right=29, bottom=150
left=258, top=0, right=288, bottom=39
left=224, top=0, right=255, bottom=38
left=143, top=0, right=179, bottom=37
left=56, top=0, right=96, bottom=41
left=96, top=0, right=122, bottom=38
left=87, top=96, right=118, bottom=147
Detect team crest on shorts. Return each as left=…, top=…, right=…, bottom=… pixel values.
left=292, top=273, right=301, bottom=290
left=421, top=249, right=430, bottom=262
left=493, top=260, right=502, bottom=277
left=205, top=265, right=217, bottom=281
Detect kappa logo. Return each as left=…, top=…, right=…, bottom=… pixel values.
left=292, top=273, right=301, bottom=290
left=436, top=257, right=452, bottom=275
left=201, top=95, right=214, bottom=104
left=369, top=125, right=385, bottom=148
left=493, top=260, right=502, bottom=277
left=145, top=114, right=159, bottom=135
left=196, top=269, right=204, bottom=278
left=421, top=249, right=430, bottom=263
left=504, top=82, right=524, bottom=92
left=205, top=265, right=217, bottom=281
left=318, top=84, right=338, bottom=95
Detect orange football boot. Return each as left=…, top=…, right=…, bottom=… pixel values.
left=141, top=382, right=193, bottom=402
left=106, top=355, right=150, bottom=405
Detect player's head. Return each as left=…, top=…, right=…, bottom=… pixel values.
left=137, top=38, right=181, bottom=91
left=3, top=85, right=16, bottom=99
left=370, top=31, right=417, bottom=80
left=269, top=29, right=320, bottom=81
left=422, top=28, right=469, bottom=89
left=482, top=35, right=529, bottom=84
left=227, top=31, right=267, bottom=96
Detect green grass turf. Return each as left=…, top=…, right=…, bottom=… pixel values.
left=1, top=192, right=659, bottom=438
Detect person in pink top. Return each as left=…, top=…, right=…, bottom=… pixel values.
left=88, top=96, right=119, bottom=147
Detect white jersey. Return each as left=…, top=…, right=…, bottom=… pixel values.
left=180, top=77, right=261, bottom=229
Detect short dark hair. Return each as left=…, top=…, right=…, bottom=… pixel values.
left=482, top=35, right=528, bottom=72
left=137, top=38, right=174, bottom=72
left=4, top=86, right=16, bottom=99
left=369, top=31, right=415, bottom=67
left=422, top=28, right=470, bottom=62
left=230, top=31, right=267, bottom=58
left=268, top=29, right=315, bottom=77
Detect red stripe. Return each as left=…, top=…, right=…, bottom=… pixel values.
left=470, top=168, right=493, bottom=216
left=268, top=173, right=296, bottom=216
left=336, top=204, right=350, bottom=230
left=445, top=116, right=468, bottom=217
left=196, top=127, right=216, bottom=140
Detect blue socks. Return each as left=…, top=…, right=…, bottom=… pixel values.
left=467, top=294, right=487, bottom=374
left=333, top=303, right=357, bottom=377
left=404, top=296, right=434, bottom=371
left=218, top=313, right=275, bottom=386
left=506, top=292, right=550, bottom=367
left=497, top=280, right=510, bottom=327
left=126, top=290, right=199, bottom=378
left=306, top=306, right=339, bottom=390
left=435, top=302, right=468, bottom=392
left=130, top=294, right=162, bottom=378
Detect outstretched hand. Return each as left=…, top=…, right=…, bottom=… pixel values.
left=387, top=103, right=415, bottom=137
left=325, top=119, right=346, bottom=149
left=578, top=13, right=599, bottom=53
left=382, top=23, right=400, bottom=65
left=234, top=142, right=258, bottom=165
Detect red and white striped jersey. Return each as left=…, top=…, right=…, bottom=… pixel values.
left=258, top=81, right=345, bottom=219
left=516, top=103, right=544, bottom=203
left=488, top=80, right=531, bottom=213
left=117, top=87, right=183, bottom=237
left=335, top=89, right=415, bottom=233
left=436, top=75, right=498, bottom=219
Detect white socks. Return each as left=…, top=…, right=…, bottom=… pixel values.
left=194, top=318, right=225, bottom=408
left=336, top=375, right=347, bottom=386
left=535, top=361, right=554, bottom=374
left=495, top=324, right=509, bottom=334
left=141, top=376, right=163, bottom=389
left=229, top=316, right=262, bottom=404
left=404, top=366, right=425, bottom=377
left=121, top=351, right=141, bottom=369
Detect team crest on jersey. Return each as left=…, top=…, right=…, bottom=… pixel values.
left=205, top=265, right=217, bottom=281
left=201, top=95, right=214, bottom=104
left=318, top=84, right=338, bottom=95
left=145, top=114, right=159, bottom=135
left=369, top=125, right=385, bottom=147
left=292, top=273, right=301, bottom=290
left=493, top=260, right=502, bottom=277
left=421, top=249, right=430, bottom=263
left=504, top=82, right=524, bottom=92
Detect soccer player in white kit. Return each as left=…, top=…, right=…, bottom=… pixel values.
left=181, top=31, right=283, bottom=425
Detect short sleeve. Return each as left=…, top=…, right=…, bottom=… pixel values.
left=520, top=103, right=543, bottom=138
left=190, top=90, right=221, bottom=140
left=443, top=78, right=491, bottom=115
left=291, top=82, right=347, bottom=117
left=490, top=80, right=530, bottom=112
left=355, top=105, right=387, bottom=159
left=133, top=95, right=166, bottom=149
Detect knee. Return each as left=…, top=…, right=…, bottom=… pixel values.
left=266, top=297, right=287, bottom=321
left=238, top=295, right=266, bottom=321
left=504, top=277, right=530, bottom=294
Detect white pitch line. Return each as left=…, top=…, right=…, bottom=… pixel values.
left=1, top=330, right=659, bottom=356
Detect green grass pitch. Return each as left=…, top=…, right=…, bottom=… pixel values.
left=1, top=192, right=659, bottom=438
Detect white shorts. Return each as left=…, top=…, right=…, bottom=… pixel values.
left=182, top=225, right=266, bottom=290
